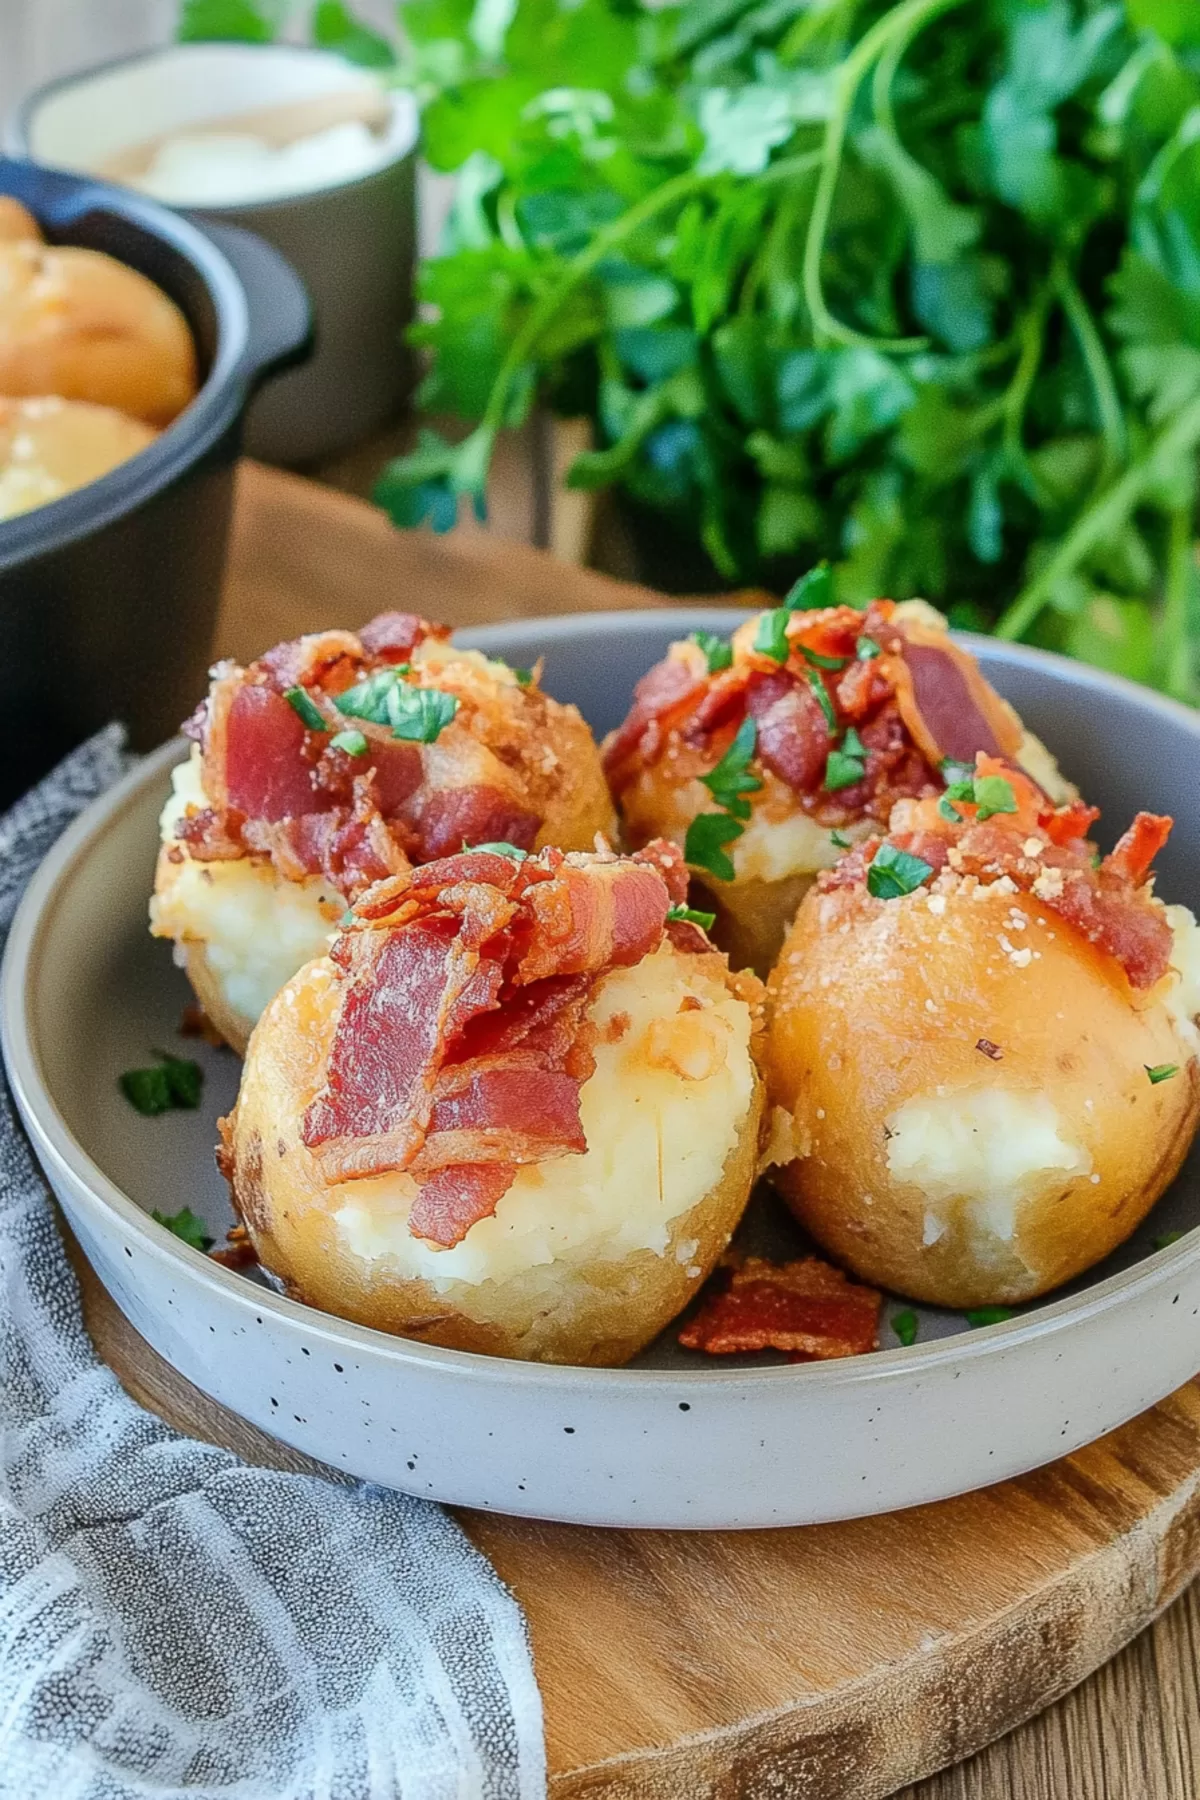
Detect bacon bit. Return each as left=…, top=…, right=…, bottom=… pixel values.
left=602, top=651, right=707, bottom=790
left=179, top=1002, right=225, bottom=1047
left=888, top=633, right=1021, bottom=767
left=680, top=1257, right=881, bottom=1359
left=603, top=1010, right=632, bottom=1043
left=209, top=1224, right=258, bottom=1269
left=976, top=1038, right=1003, bottom=1061
left=1107, top=813, right=1172, bottom=886
left=631, top=837, right=690, bottom=905
left=299, top=844, right=703, bottom=1245
left=747, top=668, right=831, bottom=792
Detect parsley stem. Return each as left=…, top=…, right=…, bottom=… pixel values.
left=478, top=169, right=709, bottom=446
left=1163, top=503, right=1196, bottom=703
left=803, top=0, right=966, bottom=353
left=1002, top=286, right=1051, bottom=475
left=1055, top=260, right=1126, bottom=484
left=997, top=389, right=1200, bottom=641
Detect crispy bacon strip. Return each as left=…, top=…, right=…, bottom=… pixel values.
left=680, top=1257, right=881, bottom=1359
left=302, top=844, right=690, bottom=1244
left=178, top=612, right=549, bottom=894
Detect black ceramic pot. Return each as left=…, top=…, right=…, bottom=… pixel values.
left=0, top=158, right=311, bottom=805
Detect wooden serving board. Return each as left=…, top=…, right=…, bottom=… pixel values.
left=73, top=461, right=1200, bottom=1800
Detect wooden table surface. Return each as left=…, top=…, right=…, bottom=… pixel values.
left=102, top=460, right=1200, bottom=1800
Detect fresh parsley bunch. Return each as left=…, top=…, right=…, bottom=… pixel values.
left=181, top=0, right=1200, bottom=700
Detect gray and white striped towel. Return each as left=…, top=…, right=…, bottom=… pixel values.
left=0, top=729, right=546, bottom=1800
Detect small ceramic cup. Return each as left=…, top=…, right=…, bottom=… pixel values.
left=9, top=43, right=419, bottom=466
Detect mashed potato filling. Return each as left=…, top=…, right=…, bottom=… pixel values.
left=885, top=1087, right=1091, bottom=1261
left=151, top=753, right=338, bottom=1026
left=332, top=942, right=756, bottom=1289
left=1164, top=905, right=1200, bottom=1052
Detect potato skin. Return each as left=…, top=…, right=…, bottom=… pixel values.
left=179, top=938, right=255, bottom=1059
left=766, top=880, right=1200, bottom=1307
left=226, top=953, right=765, bottom=1365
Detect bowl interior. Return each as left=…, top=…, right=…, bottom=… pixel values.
left=24, top=612, right=1200, bottom=1368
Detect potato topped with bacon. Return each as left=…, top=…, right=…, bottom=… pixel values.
left=604, top=573, right=1070, bottom=972
left=221, top=841, right=765, bottom=1365
left=151, top=612, right=616, bottom=1052
left=765, top=758, right=1200, bottom=1307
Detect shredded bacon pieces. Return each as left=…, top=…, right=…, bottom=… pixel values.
left=176, top=613, right=548, bottom=899
left=821, top=755, right=1176, bottom=990
left=679, top=1257, right=881, bottom=1360
left=603, top=599, right=1018, bottom=832
left=301, top=841, right=704, bottom=1247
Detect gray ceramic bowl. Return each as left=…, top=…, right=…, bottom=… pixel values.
left=3, top=612, right=1200, bottom=1528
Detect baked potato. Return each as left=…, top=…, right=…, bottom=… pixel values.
left=221, top=841, right=765, bottom=1365
left=765, top=759, right=1200, bottom=1307
left=0, top=394, right=157, bottom=522
left=605, top=584, right=1072, bottom=973
left=152, top=613, right=618, bottom=1052
left=0, top=218, right=197, bottom=424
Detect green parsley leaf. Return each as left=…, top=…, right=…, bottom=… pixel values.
left=856, top=637, right=882, bottom=661
left=700, top=717, right=762, bottom=821
left=336, top=672, right=459, bottom=743
left=866, top=843, right=934, bottom=900
left=684, top=813, right=743, bottom=882
left=753, top=608, right=791, bottom=663
left=830, top=829, right=852, bottom=850
left=782, top=564, right=833, bottom=613
left=284, top=686, right=328, bottom=732
left=938, top=796, right=964, bottom=823
left=467, top=841, right=529, bottom=859
left=666, top=902, right=717, bottom=930
left=513, top=667, right=534, bottom=687
left=824, top=725, right=867, bottom=791
left=799, top=643, right=849, bottom=672
left=330, top=728, right=369, bottom=757
left=1146, top=1063, right=1180, bottom=1084
left=1154, top=1230, right=1185, bottom=1250
left=689, top=629, right=733, bottom=674
left=151, top=1206, right=214, bottom=1252
left=972, top=774, right=1018, bottom=822
left=940, top=758, right=975, bottom=785
left=806, top=671, right=838, bottom=737
left=965, top=1307, right=1015, bottom=1328
left=892, top=1309, right=919, bottom=1347
left=119, top=1054, right=203, bottom=1116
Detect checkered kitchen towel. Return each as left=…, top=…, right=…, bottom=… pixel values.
left=0, top=729, right=546, bottom=1800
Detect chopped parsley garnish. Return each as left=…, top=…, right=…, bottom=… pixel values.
left=1154, top=1230, right=1185, bottom=1249
left=666, top=903, right=716, bottom=930
left=335, top=670, right=459, bottom=743
left=940, top=757, right=975, bottom=785
left=806, top=670, right=838, bottom=736
left=823, top=726, right=867, bottom=792
left=684, top=812, right=743, bottom=882
left=892, top=1309, right=919, bottom=1347
left=972, top=774, right=1017, bottom=822
left=513, top=666, right=534, bottom=687
left=830, top=829, right=852, bottom=850
left=329, top=728, right=369, bottom=757
left=782, top=563, right=832, bottom=613
left=1146, top=1063, right=1180, bottom=1084
left=152, top=1206, right=213, bottom=1252
left=965, top=1306, right=1014, bottom=1328
left=467, top=841, right=528, bottom=860
left=284, top=685, right=327, bottom=732
left=938, top=796, right=964, bottom=823
left=700, top=717, right=762, bottom=821
left=799, top=643, right=848, bottom=672
left=119, top=1054, right=203, bottom=1116
left=855, top=635, right=881, bottom=661
left=753, top=607, right=792, bottom=664
left=866, top=843, right=933, bottom=900
left=689, top=629, right=733, bottom=674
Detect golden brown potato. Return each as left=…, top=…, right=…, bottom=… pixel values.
left=223, top=849, right=765, bottom=1365
left=606, top=596, right=1072, bottom=976
left=0, top=395, right=157, bottom=522
left=0, top=238, right=197, bottom=424
left=765, top=778, right=1200, bottom=1307
left=152, top=616, right=619, bottom=1052
left=0, top=198, right=40, bottom=243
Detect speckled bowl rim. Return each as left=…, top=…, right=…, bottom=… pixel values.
left=3, top=608, right=1200, bottom=1396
